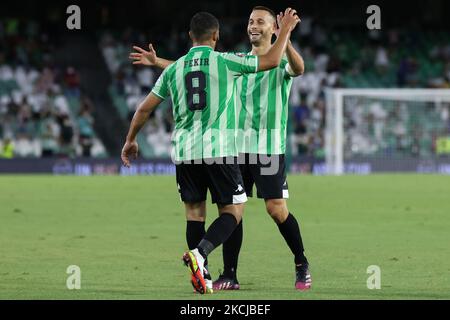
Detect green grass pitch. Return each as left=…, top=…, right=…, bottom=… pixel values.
left=0, top=174, right=449, bottom=299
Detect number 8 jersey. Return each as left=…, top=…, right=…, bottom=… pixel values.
left=151, top=46, right=258, bottom=161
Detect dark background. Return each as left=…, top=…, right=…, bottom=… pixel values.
left=1, top=0, right=449, bottom=30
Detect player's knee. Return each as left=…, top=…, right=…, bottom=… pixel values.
left=265, top=198, right=285, bottom=214
left=186, top=212, right=206, bottom=221
left=265, top=199, right=288, bottom=224
left=218, top=204, right=242, bottom=224
left=218, top=211, right=241, bottom=224
left=230, top=212, right=242, bottom=224
left=185, top=202, right=206, bottom=221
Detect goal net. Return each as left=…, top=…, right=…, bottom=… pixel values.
left=325, top=89, right=450, bottom=175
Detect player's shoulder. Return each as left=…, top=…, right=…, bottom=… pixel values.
left=172, top=54, right=188, bottom=66
left=230, top=52, right=248, bottom=57
left=218, top=51, right=249, bottom=59
left=164, top=55, right=185, bottom=74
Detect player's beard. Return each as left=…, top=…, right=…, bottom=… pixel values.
left=249, top=32, right=268, bottom=46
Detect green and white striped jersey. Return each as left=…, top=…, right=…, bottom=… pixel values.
left=152, top=46, right=258, bottom=161
left=236, top=56, right=294, bottom=155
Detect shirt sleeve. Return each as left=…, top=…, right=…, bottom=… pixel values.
left=151, top=68, right=170, bottom=99
left=284, top=63, right=297, bottom=77
left=219, top=52, right=259, bottom=76
left=280, top=57, right=295, bottom=78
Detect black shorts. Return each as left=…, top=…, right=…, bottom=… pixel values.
left=238, top=153, right=289, bottom=199
left=176, top=157, right=247, bottom=205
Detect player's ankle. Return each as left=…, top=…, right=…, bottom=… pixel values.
left=223, top=268, right=237, bottom=279
left=196, top=247, right=208, bottom=260
left=295, top=254, right=308, bottom=266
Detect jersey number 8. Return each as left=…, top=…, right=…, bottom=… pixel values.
left=184, top=71, right=207, bottom=111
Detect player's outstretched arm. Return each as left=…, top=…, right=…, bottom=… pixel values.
left=277, top=12, right=304, bottom=76
left=121, top=93, right=162, bottom=167
left=285, top=41, right=305, bottom=76
left=129, top=43, right=174, bottom=69
left=258, top=8, right=300, bottom=72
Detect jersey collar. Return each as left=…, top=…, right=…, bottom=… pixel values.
left=189, top=45, right=213, bottom=52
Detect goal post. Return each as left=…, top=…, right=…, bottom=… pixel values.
left=325, top=89, right=450, bottom=175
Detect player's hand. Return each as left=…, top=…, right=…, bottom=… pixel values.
left=121, top=140, right=139, bottom=167
left=279, top=8, right=301, bottom=32
left=129, top=43, right=157, bottom=66
left=275, top=12, right=283, bottom=38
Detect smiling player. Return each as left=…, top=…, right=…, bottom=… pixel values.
left=130, top=7, right=310, bottom=292
left=123, top=10, right=300, bottom=294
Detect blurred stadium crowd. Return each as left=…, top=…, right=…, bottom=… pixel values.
left=1, top=15, right=450, bottom=159
left=0, top=19, right=106, bottom=158
left=100, top=17, right=450, bottom=159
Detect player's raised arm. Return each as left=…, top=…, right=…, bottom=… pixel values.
left=258, top=8, right=300, bottom=72
left=277, top=12, right=305, bottom=76
left=129, top=43, right=174, bottom=69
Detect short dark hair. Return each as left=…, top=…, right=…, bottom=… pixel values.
left=190, top=12, right=220, bottom=41
left=252, top=6, right=276, bottom=20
